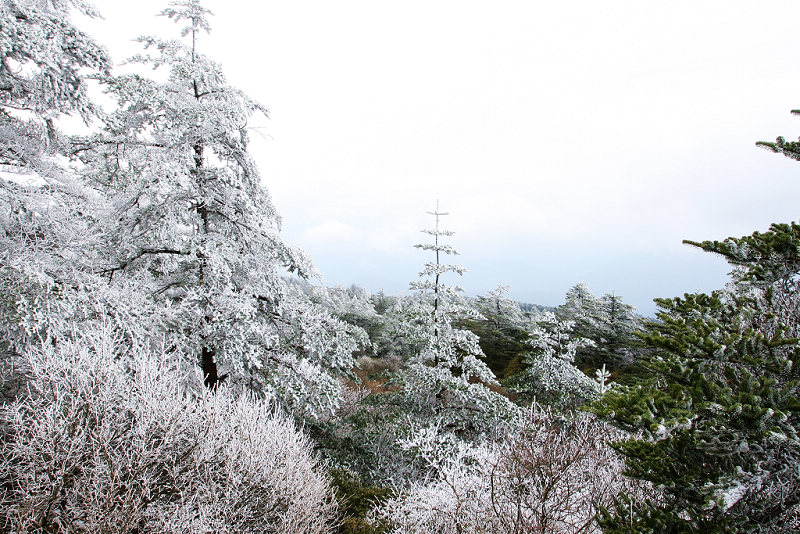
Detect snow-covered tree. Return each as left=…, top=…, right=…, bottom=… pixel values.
left=396, top=203, right=517, bottom=434
left=600, top=292, right=638, bottom=334
left=596, top=292, right=641, bottom=368
left=0, top=0, right=109, bottom=313
left=336, top=204, right=520, bottom=485
left=509, top=311, right=600, bottom=408
left=0, top=0, right=109, bottom=171
left=72, top=0, right=360, bottom=415
left=473, top=285, right=530, bottom=332
left=311, top=208, right=519, bottom=487
left=456, top=286, right=532, bottom=377
left=405, top=203, right=496, bottom=382
left=0, top=0, right=113, bottom=405
left=557, top=283, right=644, bottom=374
left=559, top=283, right=603, bottom=328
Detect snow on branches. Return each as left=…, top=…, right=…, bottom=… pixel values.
left=398, top=204, right=518, bottom=432
left=508, top=311, right=601, bottom=408
left=66, top=0, right=362, bottom=411
left=375, top=407, right=643, bottom=534
left=0, top=321, right=337, bottom=532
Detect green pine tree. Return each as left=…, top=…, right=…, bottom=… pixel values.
left=594, top=225, right=800, bottom=532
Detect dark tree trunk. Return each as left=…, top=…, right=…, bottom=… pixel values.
left=200, top=346, right=226, bottom=390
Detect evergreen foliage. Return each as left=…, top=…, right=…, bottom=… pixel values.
left=329, top=469, right=392, bottom=534
left=506, top=310, right=600, bottom=409
left=457, top=286, right=531, bottom=377
left=595, top=223, right=800, bottom=532
left=685, top=222, right=800, bottom=285
left=757, top=109, right=800, bottom=161
left=0, top=0, right=109, bottom=171
left=393, top=203, right=518, bottom=436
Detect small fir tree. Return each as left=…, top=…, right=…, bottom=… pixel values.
left=398, top=203, right=514, bottom=427
left=508, top=311, right=600, bottom=408
left=316, top=205, right=519, bottom=486
left=405, top=201, right=493, bottom=381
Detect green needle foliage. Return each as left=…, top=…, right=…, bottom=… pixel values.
left=757, top=109, right=800, bottom=161
left=595, top=224, right=800, bottom=533
left=685, top=222, right=800, bottom=285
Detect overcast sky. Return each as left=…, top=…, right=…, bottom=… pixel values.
left=77, top=0, right=800, bottom=315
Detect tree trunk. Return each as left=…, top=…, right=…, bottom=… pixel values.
left=200, top=346, right=226, bottom=390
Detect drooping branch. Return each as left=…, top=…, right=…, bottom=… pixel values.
left=102, top=247, right=191, bottom=281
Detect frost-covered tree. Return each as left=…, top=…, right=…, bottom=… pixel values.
left=396, top=203, right=517, bottom=433
left=600, top=292, right=638, bottom=334
left=474, top=285, right=530, bottom=332
left=596, top=292, right=641, bottom=368
left=72, top=0, right=360, bottom=415
left=345, top=204, right=521, bottom=484
left=459, top=286, right=532, bottom=378
left=0, top=172, right=106, bottom=353
left=508, top=311, right=600, bottom=408
left=559, top=283, right=603, bottom=328
left=0, top=0, right=109, bottom=170
left=558, top=283, right=644, bottom=375
left=0, top=0, right=112, bottom=403
left=405, top=203, right=495, bottom=382
left=311, top=208, right=518, bottom=487
left=0, top=0, right=109, bottom=307
left=307, top=283, right=400, bottom=361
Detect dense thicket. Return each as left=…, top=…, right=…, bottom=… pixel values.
left=2, top=320, right=336, bottom=533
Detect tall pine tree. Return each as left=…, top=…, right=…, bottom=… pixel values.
left=73, top=0, right=361, bottom=416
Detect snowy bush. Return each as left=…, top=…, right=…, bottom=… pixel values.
left=0, top=323, right=336, bottom=533
left=374, top=407, right=643, bottom=534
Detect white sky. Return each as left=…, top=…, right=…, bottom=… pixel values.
left=76, top=0, right=800, bottom=315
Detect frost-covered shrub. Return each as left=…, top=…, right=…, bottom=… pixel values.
left=0, top=324, right=336, bottom=533
left=374, top=408, right=643, bottom=534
